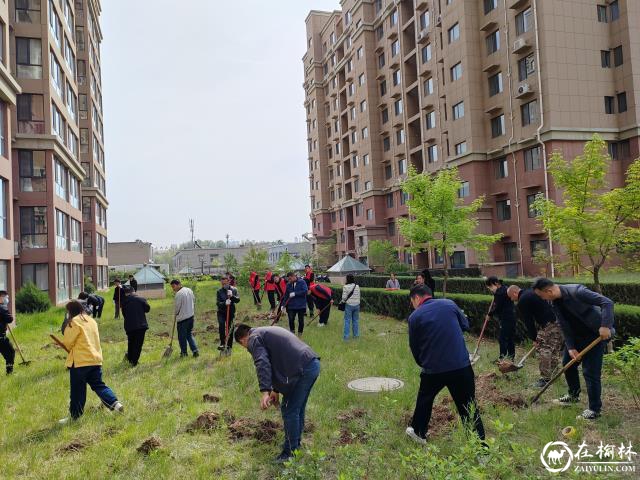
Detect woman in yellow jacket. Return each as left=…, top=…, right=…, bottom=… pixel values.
left=60, top=301, right=123, bottom=423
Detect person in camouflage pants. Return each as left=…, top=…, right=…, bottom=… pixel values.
left=536, top=321, right=564, bottom=381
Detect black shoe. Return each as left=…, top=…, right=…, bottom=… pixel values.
left=6, top=364, right=13, bottom=375
left=217, top=344, right=225, bottom=351
left=193, top=351, right=200, bottom=358
left=275, top=452, right=293, bottom=464
left=553, top=394, right=580, bottom=406
left=533, top=378, right=550, bottom=388
left=180, top=352, right=188, bottom=358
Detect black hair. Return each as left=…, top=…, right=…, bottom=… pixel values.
left=416, top=273, right=425, bottom=280
left=78, top=292, right=89, bottom=300
left=0, top=290, right=7, bottom=296
left=305, top=264, right=311, bottom=268
left=170, top=279, right=181, bottom=286
left=286, top=271, right=295, bottom=278
left=234, top=324, right=252, bottom=342
left=114, top=279, right=121, bottom=284
left=532, top=277, right=555, bottom=290
left=129, top=275, right=134, bottom=278
left=421, top=269, right=433, bottom=282
left=485, top=276, right=502, bottom=287
left=66, top=300, right=84, bottom=318
left=410, top=284, right=433, bottom=299
left=346, top=274, right=355, bottom=284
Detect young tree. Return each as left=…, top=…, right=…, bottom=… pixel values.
left=399, top=167, right=503, bottom=296
left=366, top=240, right=399, bottom=272
left=533, top=134, right=640, bottom=291
left=299, top=250, right=314, bottom=269
left=276, top=251, right=294, bottom=273
left=223, top=253, right=239, bottom=273
left=241, top=247, right=270, bottom=276
left=315, top=236, right=338, bottom=269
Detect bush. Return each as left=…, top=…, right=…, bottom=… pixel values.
left=15, top=282, right=51, bottom=314
left=605, top=337, right=640, bottom=408
left=84, top=276, right=96, bottom=294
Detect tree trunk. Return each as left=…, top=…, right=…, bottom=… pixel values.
left=592, top=264, right=602, bottom=293
left=442, top=246, right=448, bottom=298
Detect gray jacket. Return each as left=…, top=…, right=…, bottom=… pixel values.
left=552, top=284, right=615, bottom=350
left=247, top=326, right=319, bottom=395
left=174, top=287, right=195, bottom=322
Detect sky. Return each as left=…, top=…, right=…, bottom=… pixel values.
left=101, top=0, right=340, bottom=249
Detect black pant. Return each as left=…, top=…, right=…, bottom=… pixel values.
left=315, top=298, right=331, bottom=325
left=411, top=365, right=485, bottom=440
left=564, top=339, right=605, bottom=413
left=217, top=312, right=235, bottom=348
left=126, top=329, right=146, bottom=366
left=306, top=295, right=315, bottom=315
left=288, top=309, right=305, bottom=334
left=0, top=336, right=15, bottom=373
left=499, top=317, right=515, bottom=359
left=94, top=300, right=104, bottom=319
left=114, top=302, right=121, bottom=319
left=252, top=290, right=261, bottom=305
left=267, top=291, right=277, bottom=309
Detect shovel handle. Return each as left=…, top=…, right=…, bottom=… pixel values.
left=306, top=300, right=333, bottom=327
left=50, top=334, right=70, bottom=353
left=517, top=345, right=537, bottom=367
left=471, top=299, right=495, bottom=357
left=6, top=324, right=28, bottom=363
left=530, top=337, right=603, bottom=405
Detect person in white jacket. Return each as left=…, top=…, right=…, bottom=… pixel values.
left=170, top=279, right=199, bottom=358
left=341, top=274, right=361, bottom=340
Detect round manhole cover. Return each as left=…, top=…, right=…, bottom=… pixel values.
left=347, top=377, right=404, bottom=393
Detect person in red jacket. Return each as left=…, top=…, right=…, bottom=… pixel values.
left=249, top=272, right=262, bottom=306
left=274, top=274, right=287, bottom=302
left=309, top=282, right=333, bottom=327
left=264, top=270, right=278, bottom=313
left=304, top=265, right=315, bottom=316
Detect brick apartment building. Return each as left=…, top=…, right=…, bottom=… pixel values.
left=303, top=0, right=639, bottom=276
left=6, top=0, right=108, bottom=305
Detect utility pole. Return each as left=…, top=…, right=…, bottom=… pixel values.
left=226, top=233, right=229, bottom=248
left=189, top=219, right=195, bottom=248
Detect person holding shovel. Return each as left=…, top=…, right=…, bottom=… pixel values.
left=284, top=272, right=308, bottom=336
left=309, top=282, right=333, bottom=327
left=121, top=286, right=150, bottom=367
left=249, top=271, right=262, bottom=306
left=234, top=323, right=321, bottom=464
left=170, top=279, right=199, bottom=358
left=274, top=274, right=287, bottom=303
left=264, top=270, right=277, bottom=314
left=59, top=300, right=123, bottom=423
left=507, top=285, right=563, bottom=388
left=78, top=292, right=105, bottom=319
left=405, top=284, right=485, bottom=444
left=216, top=276, right=240, bottom=352
left=485, top=276, right=516, bottom=362
left=533, top=278, right=614, bottom=420
left=0, top=290, right=15, bottom=375
left=304, top=265, right=315, bottom=317
left=113, top=279, right=123, bottom=319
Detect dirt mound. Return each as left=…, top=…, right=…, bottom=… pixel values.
left=305, top=420, right=316, bottom=433
left=206, top=324, right=217, bottom=332
left=185, top=411, right=220, bottom=433
left=337, top=428, right=367, bottom=445
left=400, top=404, right=455, bottom=436
left=59, top=440, right=88, bottom=454
left=336, top=408, right=367, bottom=422
left=156, top=332, right=170, bottom=338
left=476, top=373, right=526, bottom=409
left=137, top=436, right=162, bottom=455
left=252, top=313, right=274, bottom=323
left=222, top=410, right=236, bottom=424
left=203, top=394, right=221, bottom=403
left=227, top=418, right=280, bottom=442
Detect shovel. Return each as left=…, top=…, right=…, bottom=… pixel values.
left=498, top=345, right=536, bottom=374
left=162, top=315, right=177, bottom=358
left=530, top=337, right=603, bottom=405
left=306, top=300, right=333, bottom=327
left=50, top=334, right=70, bottom=353
left=469, top=300, right=495, bottom=365
left=7, top=324, right=31, bottom=366
left=271, top=298, right=291, bottom=326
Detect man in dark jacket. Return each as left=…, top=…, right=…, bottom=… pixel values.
left=128, top=275, right=138, bottom=293
left=284, top=272, right=308, bottom=336
left=78, top=292, right=105, bottom=319
left=533, top=278, right=614, bottom=420
left=216, top=276, right=240, bottom=352
left=235, top=324, right=320, bottom=463
left=507, top=285, right=564, bottom=387
left=304, top=265, right=315, bottom=316
left=406, top=285, right=485, bottom=444
left=308, top=283, right=333, bottom=327
left=485, top=276, right=516, bottom=361
left=0, top=290, right=15, bottom=375
left=113, top=279, right=123, bottom=319
left=121, top=286, right=150, bottom=366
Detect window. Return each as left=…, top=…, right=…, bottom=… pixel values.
left=380, top=80, right=387, bottom=96
left=364, top=181, right=371, bottom=191
left=398, top=158, right=407, bottom=174
left=391, top=40, right=399, bottom=57
left=16, top=0, right=42, bottom=23
left=353, top=179, right=359, bottom=192
left=390, top=10, right=398, bottom=27
left=54, top=159, right=68, bottom=200
left=363, top=154, right=369, bottom=165
left=491, top=114, right=505, bottom=137
left=366, top=208, right=374, bottom=220
left=72, top=264, right=82, bottom=298
left=386, top=193, right=394, bottom=208
left=451, top=251, right=466, bottom=268
left=69, top=175, right=79, bottom=209
left=530, top=239, right=549, bottom=255
left=610, top=1, right=619, bottom=21
left=381, top=108, right=389, bottom=124
left=448, top=23, right=460, bottom=43
left=601, top=50, right=611, bottom=68
left=495, top=157, right=508, bottom=178
left=484, top=0, right=498, bottom=14
left=22, top=264, right=48, bottom=291
left=0, top=179, right=6, bottom=239
left=497, top=200, right=511, bottom=221
left=357, top=46, right=363, bottom=59
left=488, top=72, right=503, bottom=96
left=608, top=140, right=631, bottom=161
left=458, top=181, right=470, bottom=198
left=450, top=62, right=462, bottom=81
left=518, top=53, right=535, bottom=81
left=16, top=38, right=42, bottom=79
left=392, top=69, right=401, bottom=86
left=394, top=99, right=403, bottom=115
left=524, top=146, right=542, bottom=171
left=52, top=103, right=65, bottom=141
left=426, top=110, right=436, bottom=129
left=400, top=191, right=409, bottom=205
left=388, top=221, right=396, bottom=236
left=452, top=101, right=464, bottom=120
left=421, top=44, right=432, bottom=63
left=383, top=136, right=391, bottom=151
left=358, top=73, right=365, bottom=86
left=604, top=96, right=615, bottom=114
left=486, top=30, right=500, bottom=54
left=19, top=150, right=46, bottom=192
left=66, top=82, right=77, bottom=122
left=515, top=8, right=532, bottom=36
left=427, top=145, right=438, bottom=163
left=57, top=263, right=70, bottom=303
left=55, top=209, right=69, bottom=250
left=63, top=36, right=75, bottom=77
left=348, top=83, right=355, bottom=96
left=419, top=11, right=430, bottom=30
left=613, top=46, right=623, bottom=67
left=527, top=192, right=542, bottom=218
left=63, top=0, right=73, bottom=30
left=385, top=164, right=392, bottom=179
left=362, top=127, right=369, bottom=139
left=20, top=206, right=47, bottom=249
left=617, top=92, right=627, bottom=113
left=504, top=243, right=518, bottom=262
left=597, top=4, right=608, bottom=23
left=49, top=0, right=61, bottom=47
left=351, top=131, right=358, bottom=145
left=455, top=142, right=467, bottom=155
left=521, top=100, right=538, bottom=126
left=350, top=107, right=356, bottom=120
left=378, top=52, right=385, bottom=68
left=83, top=230, right=92, bottom=255
left=376, top=24, right=384, bottom=40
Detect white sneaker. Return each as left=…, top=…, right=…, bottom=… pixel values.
left=405, top=427, right=427, bottom=445
left=577, top=409, right=600, bottom=420
left=317, top=323, right=325, bottom=328
left=58, top=417, right=70, bottom=425
left=112, top=401, right=124, bottom=413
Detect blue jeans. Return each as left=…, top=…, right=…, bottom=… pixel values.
left=69, top=365, right=118, bottom=419
left=281, top=358, right=321, bottom=455
left=343, top=304, right=360, bottom=339
left=177, top=317, right=198, bottom=355
left=563, top=340, right=605, bottom=412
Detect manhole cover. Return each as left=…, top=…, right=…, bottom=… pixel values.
left=347, top=377, right=404, bottom=393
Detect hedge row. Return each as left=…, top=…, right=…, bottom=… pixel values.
left=328, top=286, right=640, bottom=342
left=366, top=267, right=481, bottom=278
left=354, top=276, right=640, bottom=307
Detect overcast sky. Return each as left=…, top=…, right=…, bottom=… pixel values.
left=102, top=0, right=339, bottom=249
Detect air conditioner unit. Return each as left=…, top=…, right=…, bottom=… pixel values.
left=516, top=83, right=532, bottom=97
left=436, top=15, right=442, bottom=25
left=506, top=200, right=511, bottom=206
left=417, top=29, right=428, bottom=41
left=513, top=38, right=528, bottom=53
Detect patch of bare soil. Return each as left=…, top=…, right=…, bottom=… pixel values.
left=205, top=324, right=217, bottom=332
left=59, top=440, right=88, bottom=454
left=336, top=408, right=368, bottom=422
left=202, top=393, right=221, bottom=403
left=227, top=418, right=281, bottom=442
left=185, top=411, right=221, bottom=433
left=137, top=436, right=162, bottom=455
left=156, top=332, right=170, bottom=338
left=476, top=372, right=527, bottom=409
left=337, top=428, right=367, bottom=445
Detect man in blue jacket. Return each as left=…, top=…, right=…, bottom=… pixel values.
left=533, top=278, right=614, bottom=420
left=235, top=324, right=320, bottom=463
left=283, top=272, right=308, bottom=336
left=406, top=284, right=485, bottom=444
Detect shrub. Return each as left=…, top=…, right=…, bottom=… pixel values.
left=605, top=337, right=640, bottom=408
left=84, top=276, right=96, bottom=294
left=15, top=282, right=51, bottom=314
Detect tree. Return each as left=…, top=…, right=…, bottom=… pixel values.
left=241, top=247, right=270, bottom=277
left=399, top=167, right=503, bottom=296
left=533, top=134, right=640, bottom=291
left=366, top=240, right=399, bottom=272
left=223, top=253, right=239, bottom=273
left=276, top=251, right=295, bottom=273
left=299, top=250, right=314, bottom=268
left=315, top=236, right=338, bottom=269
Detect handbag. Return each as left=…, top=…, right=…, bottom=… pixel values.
left=338, top=285, right=357, bottom=311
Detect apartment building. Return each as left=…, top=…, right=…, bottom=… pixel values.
left=303, top=0, right=639, bottom=276
left=10, top=0, right=107, bottom=304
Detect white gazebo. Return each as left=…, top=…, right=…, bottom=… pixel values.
left=327, top=256, right=371, bottom=284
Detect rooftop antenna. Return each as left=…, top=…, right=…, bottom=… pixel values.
left=226, top=233, right=230, bottom=248
left=189, top=219, right=195, bottom=248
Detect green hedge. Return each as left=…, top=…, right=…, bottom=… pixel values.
left=329, top=286, right=640, bottom=342
left=354, top=276, right=640, bottom=307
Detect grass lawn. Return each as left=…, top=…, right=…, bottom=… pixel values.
left=0, top=280, right=638, bottom=479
